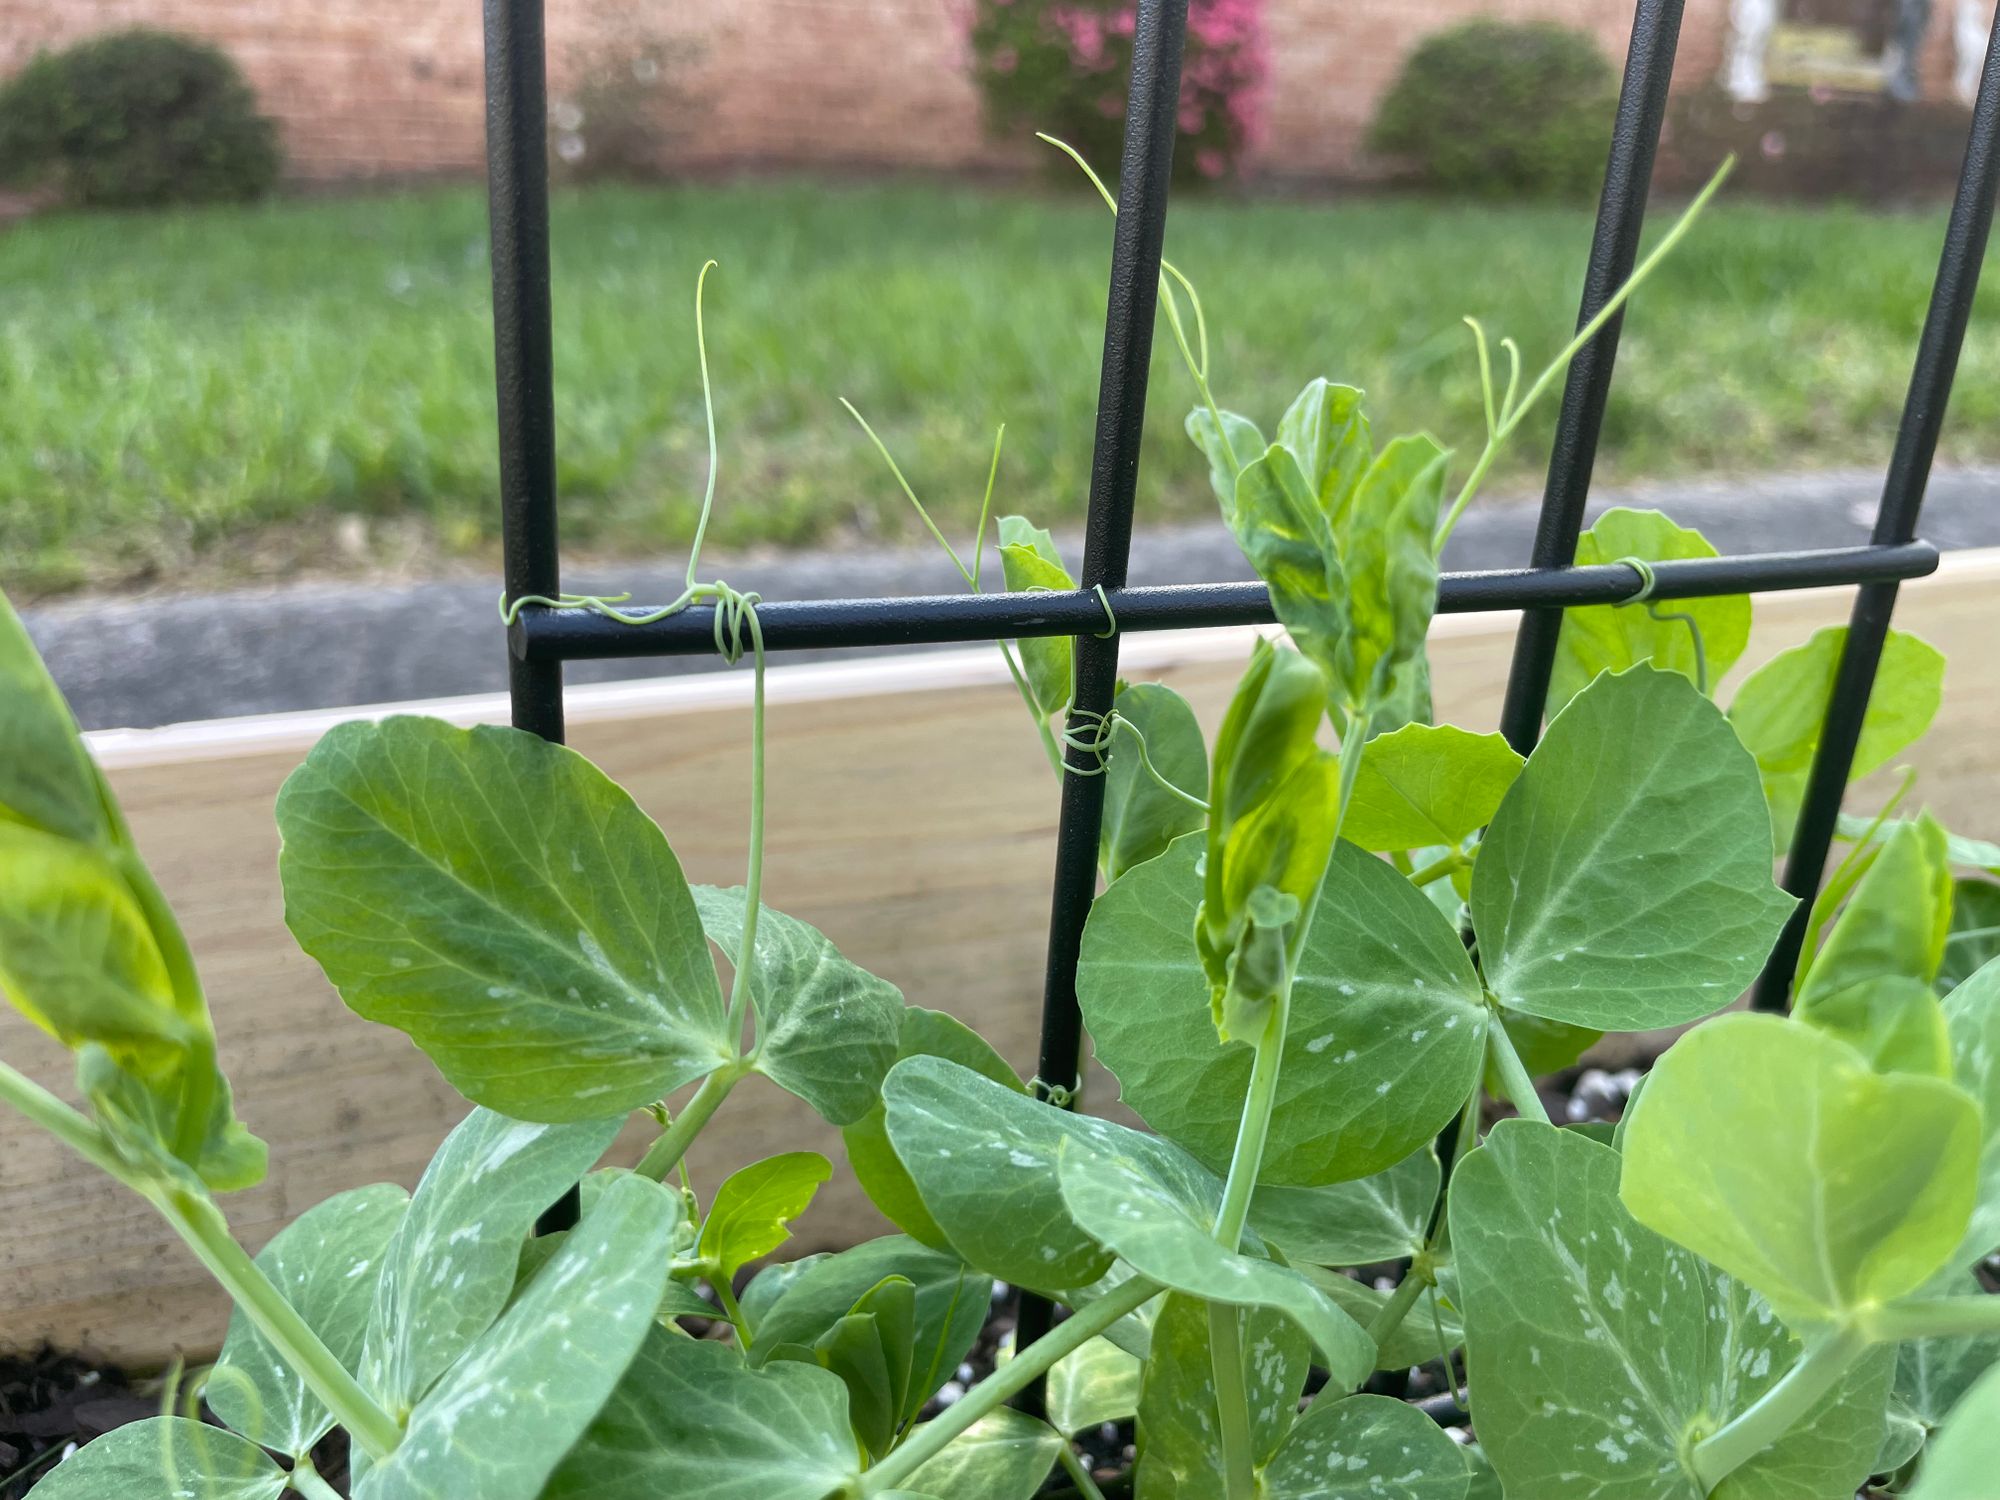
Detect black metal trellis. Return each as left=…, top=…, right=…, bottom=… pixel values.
left=481, top=0, right=2000, bottom=1280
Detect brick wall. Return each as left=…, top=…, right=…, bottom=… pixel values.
left=0, top=0, right=1985, bottom=183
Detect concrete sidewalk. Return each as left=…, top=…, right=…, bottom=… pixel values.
left=24, top=467, right=2000, bottom=731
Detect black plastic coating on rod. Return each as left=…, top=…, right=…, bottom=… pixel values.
left=1495, top=0, right=1685, bottom=757
left=1750, top=11, right=2000, bottom=1013
left=512, top=544, right=1938, bottom=661
left=1015, top=0, right=1189, bottom=1373
left=482, top=0, right=576, bottom=1234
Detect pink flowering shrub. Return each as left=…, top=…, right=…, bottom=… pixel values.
left=968, top=0, right=1266, bottom=182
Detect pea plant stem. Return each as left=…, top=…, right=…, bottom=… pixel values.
left=1055, top=1442, right=1110, bottom=1500
left=859, top=1274, right=1161, bottom=1495
left=1865, top=1295, right=2000, bottom=1341
left=288, top=1455, right=346, bottom=1500
left=0, top=1059, right=134, bottom=1181
left=159, top=1188, right=404, bottom=1460
left=635, top=1063, right=747, bottom=1182
left=1484, top=1012, right=1550, bottom=1125
left=1691, top=1321, right=1868, bottom=1490
left=1366, top=1266, right=1430, bottom=1351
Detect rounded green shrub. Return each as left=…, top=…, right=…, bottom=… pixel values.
left=0, top=28, right=281, bottom=208
left=1368, top=19, right=1616, bottom=198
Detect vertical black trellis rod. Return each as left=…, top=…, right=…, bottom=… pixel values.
left=483, top=0, right=577, bottom=1233
left=1014, top=0, right=1189, bottom=1367
left=1750, top=10, right=2000, bottom=1012
left=1494, top=0, right=1685, bottom=757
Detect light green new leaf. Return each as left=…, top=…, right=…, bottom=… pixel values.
left=1908, top=1362, right=2000, bottom=1500
left=544, top=1331, right=859, bottom=1500
left=896, top=1408, right=1065, bottom=1500
left=1454, top=1120, right=1893, bottom=1500
left=359, top=1173, right=677, bottom=1500
left=0, top=822, right=181, bottom=1070
left=1619, top=1014, right=1980, bottom=1323
left=210, top=1182, right=408, bottom=1456
left=700, top=1151, right=833, bottom=1284
left=996, top=515, right=1075, bottom=719
left=1081, top=836, right=1486, bottom=1185
left=278, top=716, right=731, bottom=1122
left=1249, top=1148, right=1439, bottom=1266
left=692, top=887, right=901, bottom=1125
left=1942, top=878, right=2000, bottom=994
left=1046, top=1334, right=1143, bottom=1435
left=1261, top=1393, right=1470, bottom=1499
left=843, top=1007, right=1023, bottom=1250
left=767, top=1273, right=915, bottom=1459
left=882, top=1054, right=1212, bottom=1293
left=363, top=1107, right=623, bottom=1418
left=1136, top=1292, right=1309, bottom=1496
left=1941, top=957, right=2000, bottom=1275
left=1100, top=682, right=1207, bottom=881
left=1549, top=508, right=1751, bottom=711
left=1186, top=407, right=1266, bottom=518
left=1342, top=723, right=1523, bottom=853
left=1795, top=815, right=1952, bottom=1075
left=1894, top=1276, right=2000, bottom=1446
left=1475, top=667, right=1794, bottom=1031
left=31, top=1417, right=287, bottom=1500
left=748, top=1234, right=990, bottom=1428
left=1055, top=1137, right=1375, bottom=1386
left=1836, top=813, right=2000, bottom=877
left=1333, top=434, right=1449, bottom=719
left=1730, top=627, right=1945, bottom=846
left=1230, top=446, right=1346, bottom=673
left=0, top=588, right=120, bottom=849
left=80, top=1044, right=268, bottom=1194
left=1276, top=378, right=1372, bottom=521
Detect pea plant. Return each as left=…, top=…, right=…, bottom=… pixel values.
left=6, top=170, right=2000, bottom=1500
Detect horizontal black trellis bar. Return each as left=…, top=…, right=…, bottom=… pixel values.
left=510, top=542, right=1938, bottom=662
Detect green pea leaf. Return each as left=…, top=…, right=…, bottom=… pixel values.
left=1837, top=813, right=2000, bottom=877
left=881, top=1054, right=1208, bottom=1294
left=700, top=1151, right=833, bottom=1285
left=1261, top=1393, right=1470, bottom=1499
left=691, top=887, right=902, bottom=1126
left=79, top=1045, right=268, bottom=1194
left=1229, top=447, right=1346, bottom=675
left=1454, top=1120, right=1893, bottom=1500
left=1941, top=957, right=2000, bottom=1276
left=1080, top=835, right=1486, bottom=1186
left=544, top=1332, right=859, bottom=1500
left=0, top=587, right=120, bottom=850
left=1303, top=1267, right=1464, bottom=1372
left=358, top=1173, right=677, bottom=1500
left=1100, top=682, right=1208, bottom=881
left=1136, top=1292, right=1309, bottom=1496
left=1942, top=878, right=2000, bottom=994
left=1249, top=1148, right=1439, bottom=1266
left=1729, top=626, right=1945, bottom=847
left=1619, top=1013, right=1980, bottom=1324
left=996, top=515, right=1075, bottom=720
left=1794, top=815, right=1953, bottom=1075
left=363, top=1107, right=624, bottom=1418
left=1908, top=1362, right=2000, bottom=1500
left=1549, top=508, right=1751, bottom=711
left=1186, top=406, right=1267, bottom=519
left=1894, top=1275, right=2000, bottom=1445
left=1332, top=434, right=1449, bottom=721
left=1342, top=723, right=1524, bottom=853
left=1055, top=1137, right=1375, bottom=1386
left=767, top=1273, right=917, bottom=1460
left=1474, top=667, right=1794, bottom=1031
left=1276, top=378, right=1372, bottom=523
left=209, top=1182, right=408, bottom=1457
left=1046, top=1334, right=1143, bottom=1436
left=748, top=1234, right=990, bottom=1430
left=30, top=1417, right=287, bottom=1500
left=843, top=1007, right=1024, bottom=1251
left=278, top=716, right=731, bottom=1122
left=896, top=1408, right=1065, bottom=1500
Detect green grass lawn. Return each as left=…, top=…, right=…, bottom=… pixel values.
left=4, top=178, right=1998, bottom=593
